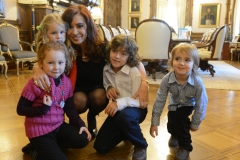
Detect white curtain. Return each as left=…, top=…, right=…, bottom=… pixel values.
left=233, top=0, right=240, bottom=37
left=156, top=0, right=168, bottom=20
left=156, top=0, right=186, bottom=33
left=175, top=0, right=186, bottom=30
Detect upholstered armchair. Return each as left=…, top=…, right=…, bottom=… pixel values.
left=192, top=28, right=217, bottom=50
left=98, top=24, right=112, bottom=42
left=230, top=36, right=240, bottom=61
left=117, top=26, right=127, bottom=34
left=197, top=25, right=226, bottom=77
left=0, top=22, right=37, bottom=75
left=108, top=25, right=120, bottom=37
left=124, top=28, right=131, bottom=36
left=0, top=51, right=8, bottom=78
left=135, top=19, right=172, bottom=80
left=230, top=44, right=240, bottom=61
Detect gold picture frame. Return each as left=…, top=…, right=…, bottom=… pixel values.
left=129, top=0, right=141, bottom=14
left=129, top=15, right=141, bottom=30
left=198, top=3, right=221, bottom=28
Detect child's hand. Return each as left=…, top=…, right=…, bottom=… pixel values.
left=190, top=127, right=199, bottom=132
left=79, top=127, right=92, bottom=141
left=106, top=87, right=119, bottom=101
left=150, top=126, right=158, bottom=138
left=105, top=101, right=118, bottom=117
left=43, top=95, right=52, bottom=106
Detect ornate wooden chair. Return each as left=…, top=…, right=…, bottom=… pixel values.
left=192, top=28, right=216, bottom=48
left=230, top=36, right=240, bottom=61
left=108, top=25, right=120, bottom=37
left=0, top=22, right=37, bottom=75
left=197, top=25, right=226, bottom=77
left=123, top=28, right=131, bottom=36
left=117, top=26, right=127, bottom=34
left=195, top=28, right=219, bottom=54
left=0, top=53, right=8, bottom=78
left=135, top=19, right=172, bottom=80
left=98, top=24, right=112, bottom=42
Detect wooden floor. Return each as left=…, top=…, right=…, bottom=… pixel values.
left=1, top=60, right=240, bottom=160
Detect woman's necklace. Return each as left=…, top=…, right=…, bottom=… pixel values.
left=82, top=55, right=88, bottom=59
left=82, top=51, right=88, bottom=59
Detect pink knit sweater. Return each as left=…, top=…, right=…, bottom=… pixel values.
left=21, top=74, right=73, bottom=138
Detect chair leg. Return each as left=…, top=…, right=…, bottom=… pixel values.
left=151, top=62, right=159, bottom=81
left=158, top=61, right=168, bottom=75
left=207, top=64, right=215, bottom=77
left=4, top=62, right=8, bottom=79
left=199, top=60, right=215, bottom=77
left=16, top=61, right=19, bottom=76
left=152, top=69, right=156, bottom=81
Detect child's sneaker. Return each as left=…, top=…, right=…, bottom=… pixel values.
left=175, top=148, right=190, bottom=160
left=168, top=136, right=178, bottom=147
left=132, top=147, right=147, bottom=160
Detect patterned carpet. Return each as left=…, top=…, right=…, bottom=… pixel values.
left=147, top=61, right=240, bottom=90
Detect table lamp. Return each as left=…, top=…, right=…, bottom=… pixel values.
left=91, top=7, right=103, bottom=23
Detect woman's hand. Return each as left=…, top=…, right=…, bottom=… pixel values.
left=33, top=63, right=51, bottom=91
left=79, top=127, right=92, bottom=141
left=106, top=87, right=119, bottom=101
left=133, top=80, right=149, bottom=108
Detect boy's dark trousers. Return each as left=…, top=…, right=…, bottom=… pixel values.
left=167, top=106, right=194, bottom=151
left=94, top=107, right=148, bottom=153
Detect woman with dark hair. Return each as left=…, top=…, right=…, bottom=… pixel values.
left=33, top=4, right=149, bottom=139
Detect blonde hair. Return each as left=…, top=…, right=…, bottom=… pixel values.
left=106, top=34, right=140, bottom=67
left=168, top=43, right=199, bottom=75
left=35, top=13, right=75, bottom=60
left=37, top=42, right=72, bottom=75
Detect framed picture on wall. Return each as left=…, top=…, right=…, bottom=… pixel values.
left=129, top=0, right=141, bottom=14
left=129, top=15, right=141, bottom=30
left=0, top=0, right=6, bottom=18
left=198, top=3, right=221, bottom=28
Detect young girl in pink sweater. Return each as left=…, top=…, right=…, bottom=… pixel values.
left=17, top=42, right=91, bottom=160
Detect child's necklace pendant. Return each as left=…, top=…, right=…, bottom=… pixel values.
left=59, top=101, right=65, bottom=108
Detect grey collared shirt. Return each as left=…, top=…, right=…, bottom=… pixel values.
left=151, top=71, right=208, bottom=130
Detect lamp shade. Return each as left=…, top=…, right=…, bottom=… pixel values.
left=18, top=0, right=48, bottom=4
left=91, top=7, right=103, bottom=19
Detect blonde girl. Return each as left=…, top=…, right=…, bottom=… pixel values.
left=17, top=42, right=91, bottom=160
left=34, top=13, right=75, bottom=88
